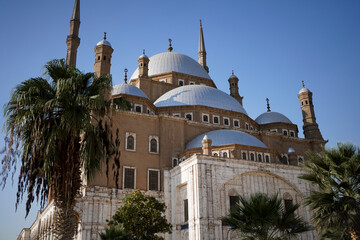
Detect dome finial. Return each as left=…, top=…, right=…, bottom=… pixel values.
left=104, top=32, right=107, bottom=40
left=143, top=49, right=145, bottom=55
left=266, top=98, right=271, bottom=112
left=124, top=68, right=128, bottom=84
left=168, top=38, right=173, bottom=52
left=232, top=70, right=234, bottom=75
left=302, top=80, right=305, bottom=88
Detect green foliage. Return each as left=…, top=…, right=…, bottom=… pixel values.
left=99, top=224, right=131, bottom=240
left=108, top=190, right=172, bottom=240
left=300, top=143, right=360, bottom=239
left=221, top=193, right=311, bottom=240
left=0, top=59, right=130, bottom=239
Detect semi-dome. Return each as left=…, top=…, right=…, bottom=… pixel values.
left=255, top=112, right=292, bottom=125
left=154, top=85, right=247, bottom=115
left=96, top=40, right=112, bottom=47
left=130, top=52, right=211, bottom=80
left=186, top=129, right=267, bottom=150
left=112, top=83, right=149, bottom=99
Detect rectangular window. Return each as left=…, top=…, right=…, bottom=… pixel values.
left=148, top=170, right=160, bottom=191
left=185, top=113, right=193, bottom=121
left=124, top=168, right=135, bottom=189
left=233, top=119, right=240, bottom=128
left=245, top=122, right=249, bottom=130
left=202, top=113, right=209, bottom=123
left=213, top=115, right=220, bottom=125
left=134, top=104, right=143, bottom=113
left=289, top=130, right=295, bottom=137
left=223, top=117, right=230, bottom=126
left=282, top=129, right=288, bottom=136
left=172, top=158, right=178, bottom=167
left=284, top=199, right=293, bottom=211
left=184, top=199, right=189, bottom=222
left=229, top=196, right=240, bottom=211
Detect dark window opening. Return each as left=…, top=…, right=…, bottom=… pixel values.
left=127, top=136, right=134, bottom=150
left=234, top=120, right=239, bottom=127
left=97, top=56, right=100, bottom=60
left=135, top=106, right=142, bottom=113
left=229, top=196, right=240, bottom=211
left=148, top=170, right=159, bottom=191
left=284, top=199, right=293, bottom=211
left=124, top=168, right=135, bottom=189
left=305, top=100, right=308, bottom=104
left=184, top=199, right=189, bottom=222
left=173, top=159, right=178, bottom=167
left=224, top=118, right=229, bottom=126
left=290, top=131, right=295, bottom=137
left=213, top=117, right=219, bottom=124
left=245, top=124, right=249, bottom=130
left=310, top=100, right=312, bottom=104
left=283, top=131, right=288, bottom=136
left=258, top=154, right=262, bottom=162
left=242, top=152, right=247, bottom=160
left=150, top=139, right=158, bottom=153
left=223, top=152, right=228, bottom=158
left=179, top=80, right=184, bottom=86
left=250, top=153, right=255, bottom=161
left=203, top=114, right=209, bottom=122
left=103, top=56, right=106, bottom=60
left=185, top=114, right=192, bottom=121
left=265, top=155, right=270, bottom=163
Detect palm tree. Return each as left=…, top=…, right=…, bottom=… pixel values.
left=300, top=143, right=360, bottom=240
left=1, top=59, right=130, bottom=239
left=221, top=193, right=311, bottom=240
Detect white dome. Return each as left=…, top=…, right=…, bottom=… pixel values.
left=154, top=85, right=247, bottom=115
left=130, top=52, right=211, bottom=80
left=298, top=87, right=310, bottom=94
left=186, top=129, right=267, bottom=149
left=255, top=112, right=292, bottom=125
left=96, top=40, right=112, bottom=47
left=112, top=83, right=149, bottom=99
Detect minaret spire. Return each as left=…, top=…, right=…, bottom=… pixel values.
left=66, top=0, right=81, bottom=67
left=198, top=20, right=209, bottom=73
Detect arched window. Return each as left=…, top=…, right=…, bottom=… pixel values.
left=283, top=155, right=288, bottom=164
left=258, top=154, right=262, bottom=162
left=127, top=136, right=134, bottom=150
left=265, top=155, right=270, bottom=163
left=213, top=153, right=218, bottom=157
left=172, top=158, right=178, bottom=167
left=223, top=152, right=228, bottom=158
left=250, top=153, right=255, bottom=161
left=242, top=152, right=247, bottom=160
left=150, top=138, right=158, bottom=153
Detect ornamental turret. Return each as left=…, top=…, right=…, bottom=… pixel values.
left=228, top=70, right=244, bottom=105
left=138, top=49, right=149, bottom=78
left=94, top=32, right=113, bottom=77
left=298, top=81, right=323, bottom=140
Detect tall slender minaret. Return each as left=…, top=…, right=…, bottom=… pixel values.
left=198, top=20, right=209, bottom=73
left=66, top=0, right=80, bottom=67
left=298, top=81, right=323, bottom=140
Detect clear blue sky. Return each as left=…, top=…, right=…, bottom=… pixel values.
left=0, top=0, right=359, bottom=238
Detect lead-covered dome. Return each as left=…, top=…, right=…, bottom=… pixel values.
left=255, top=112, right=292, bottom=125
left=96, top=39, right=112, bottom=47
left=130, top=52, right=211, bottom=80
left=112, top=83, right=149, bottom=99
left=154, top=85, right=248, bottom=115
left=186, top=129, right=267, bottom=149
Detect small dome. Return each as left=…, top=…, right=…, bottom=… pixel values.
left=154, top=85, right=248, bottom=115
left=139, top=54, right=149, bottom=59
left=112, top=83, right=149, bottom=99
left=186, top=129, right=267, bottom=150
left=255, top=112, right=292, bottom=125
left=96, top=40, right=112, bottom=47
left=298, top=87, right=310, bottom=94
left=288, top=147, right=295, bottom=153
left=130, top=52, right=211, bottom=80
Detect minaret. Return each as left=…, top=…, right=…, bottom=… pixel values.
left=138, top=49, right=150, bottom=78
left=94, top=32, right=114, bottom=77
left=198, top=20, right=209, bottom=73
left=228, top=70, right=244, bottom=105
left=298, top=81, right=323, bottom=140
left=66, top=0, right=80, bottom=67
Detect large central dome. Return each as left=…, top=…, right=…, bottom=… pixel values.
left=130, top=52, right=211, bottom=80
left=154, top=85, right=248, bottom=115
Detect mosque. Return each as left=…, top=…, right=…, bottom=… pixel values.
left=18, top=0, right=326, bottom=239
